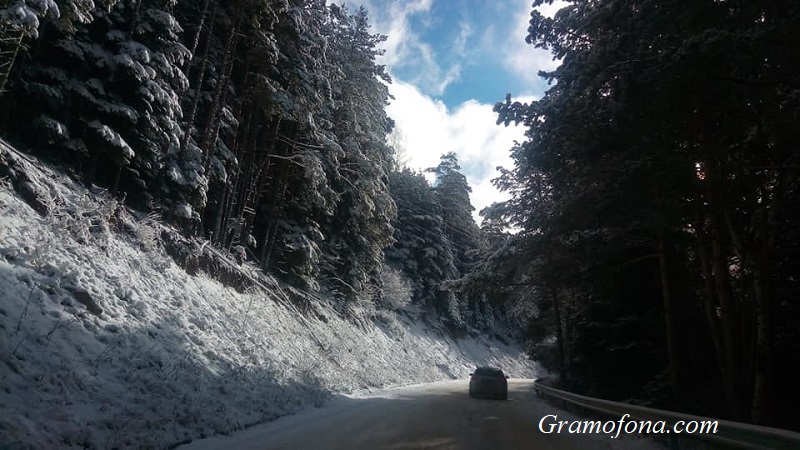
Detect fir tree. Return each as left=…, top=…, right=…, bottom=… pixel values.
left=427, top=152, right=481, bottom=276
left=4, top=0, right=190, bottom=212
left=386, top=168, right=459, bottom=320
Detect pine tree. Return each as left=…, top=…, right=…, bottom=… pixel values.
left=427, top=152, right=481, bottom=276
left=3, top=0, right=190, bottom=212
left=493, top=0, right=800, bottom=423
left=0, top=0, right=122, bottom=96
left=386, top=168, right=459, bottom=320
left=319, top=5, right=396, bottom=300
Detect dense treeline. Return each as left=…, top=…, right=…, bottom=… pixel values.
left=0, top=1, right=522, bottom=330
left=0, top=0, right=399, bottom=298
left=485, top=0, right=800, bottom=429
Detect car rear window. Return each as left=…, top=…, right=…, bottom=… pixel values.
left=476, top=368, right=505, bottom=378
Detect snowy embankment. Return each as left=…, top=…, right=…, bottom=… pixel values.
left=0, top=141, right=539, bottom=449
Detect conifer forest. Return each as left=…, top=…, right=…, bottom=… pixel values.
left=1, top=0, right=798, bottom=434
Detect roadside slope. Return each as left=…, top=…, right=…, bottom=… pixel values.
left=0, top=141, right=538, bottom=449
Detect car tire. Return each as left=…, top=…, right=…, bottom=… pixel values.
left=501, top=391, right=508, bottom=401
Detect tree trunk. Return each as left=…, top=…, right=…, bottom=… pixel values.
left=238, top=124, right=275, bottom=246
left=550, top=284, right=567, bottom=383
left=227, top=108, right=258, bottom=249
left=261, top=155, right=291, bottom=269
left=657, top=222, right=680, bottom=409
left=187, top=0, right=212, bottom=61
left=199, top=16, right=239, bottom=172
left=707, top=163, right=745, bottom=420
left=0, top=28, right=24, bottom=98
left=751, top=262, right=773, bottom=425
left=210, top=98, right=244, bottom=245
left=751, top=172, right=782, bottom=425
left=85, top=150, right=99, bottom=187
left=209, top=179, right=227, bottom=241
left=179, top=0, right=217, bottom=156
left=204, top=51, right=236, bottom=172
left=221, top=168, right=242, bottom=247
left=111, top=164, right=122, bottom=195
left=696, top=218, right=728, bottom=390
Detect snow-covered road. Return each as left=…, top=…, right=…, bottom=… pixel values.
left=179, top=380, right=655, bottom=450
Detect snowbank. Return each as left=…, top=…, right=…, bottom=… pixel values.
left=0, top=141, right=538, bottom=449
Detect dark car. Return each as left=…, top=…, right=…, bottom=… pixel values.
left=469, top=366, right=509, bottom=400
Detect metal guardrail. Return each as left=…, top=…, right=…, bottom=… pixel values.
left=533, top=381, right=800, bottom=449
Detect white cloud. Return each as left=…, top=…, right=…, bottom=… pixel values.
left=372, top=0, right=432, bottom=67
left=353, top=0, right=462, bottom=96
left=453, top=21, right=474, bottom=58
left=386, top=81, right=535, bottom=224
left=503, top=0, right=566, bottom=85
left=346, top=0, right=553, bottom=223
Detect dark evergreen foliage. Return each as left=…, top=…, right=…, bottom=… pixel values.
left=3, top=0, right=190, bottom=211
left=493, top=0, right=800, bottom=428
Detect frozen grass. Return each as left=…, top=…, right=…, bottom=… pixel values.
left=0, top=141, right=538, bottom=449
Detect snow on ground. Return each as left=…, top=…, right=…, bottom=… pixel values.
left=0, top=141, right=539, bottom=449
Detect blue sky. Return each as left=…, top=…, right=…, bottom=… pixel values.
left=347, top=0, right=565, bottom=222
left=383, top=0, right=553, bottom=107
